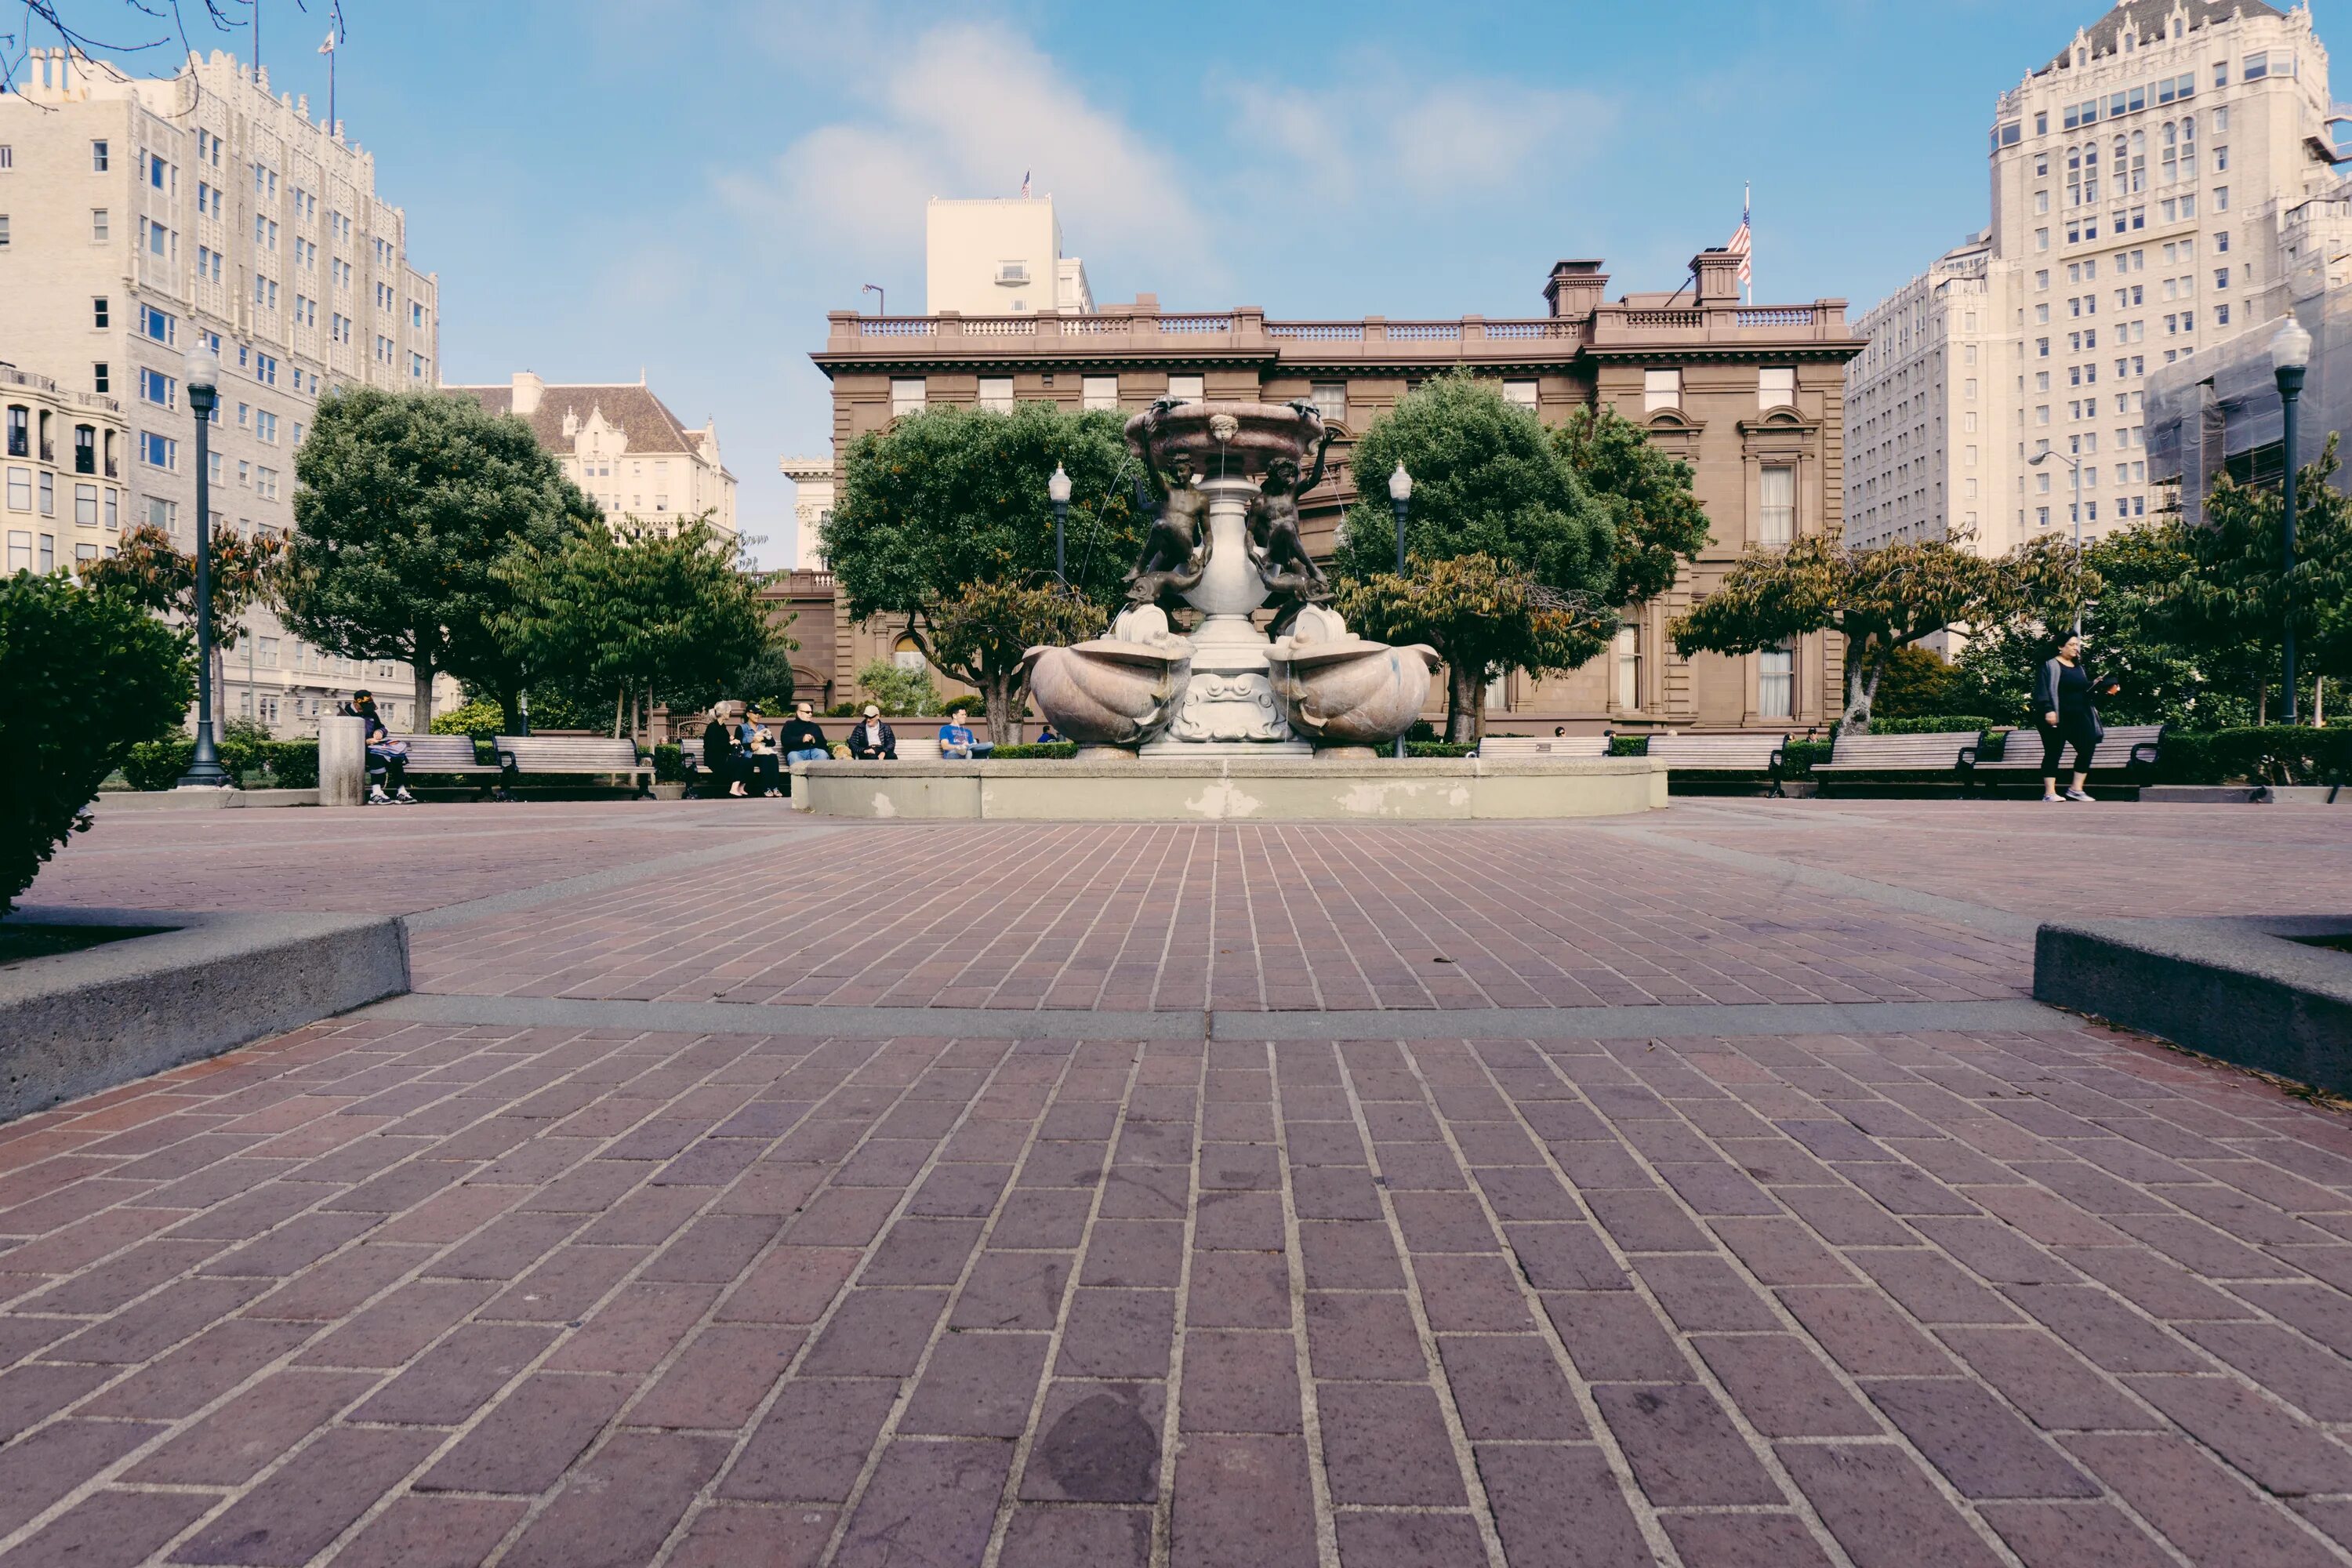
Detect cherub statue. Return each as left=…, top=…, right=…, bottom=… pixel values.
left=1123, top=445, right=1211, bottom=611
left=1247, top=423, right=1336, bottom=636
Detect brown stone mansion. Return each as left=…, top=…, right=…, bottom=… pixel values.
left=789, top=248, right=1865, bottom=735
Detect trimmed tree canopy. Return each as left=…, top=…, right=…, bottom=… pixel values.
left=281, top=387, right=597, bottom=726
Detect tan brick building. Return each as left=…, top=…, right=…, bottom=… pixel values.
left=801, top=248, right=1864, bottom=735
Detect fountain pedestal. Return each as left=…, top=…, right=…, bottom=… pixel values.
left=1146, top=477, right=1308, bottom=756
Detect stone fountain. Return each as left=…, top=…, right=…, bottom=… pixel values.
left=1025, top=400, right=1436, bottom=756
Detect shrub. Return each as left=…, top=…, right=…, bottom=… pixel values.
left=264, top=739, right=319, bottom=789
left=825, top=701, right=859, bottom=718
left=2, top=574, right=191, bottom=915
left=1609, top=735, right=1649, bottom=756
left=1871, top=643, right=1958, bottom=719
left=990, top=742, right=1078, bottom=760
left=855, top=659, right=938, bottom=717
left=652, top=742, right=684, bottom=783
left=1780, top=739, right=1835, bottom=779
left=2156, top=727, right=2352, bottom=786
left=431, top=697, right=507, bottom=738
left=1869, top=715, right=1995, bottom=736
left=1405, top=742, right=1478, bottom=758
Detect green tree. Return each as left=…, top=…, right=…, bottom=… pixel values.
left=728, top=631, right=802, bottom=713
left=2, top=574, right=191, bottom=915
left=853, top=659, right=941, bottom=718
left=1333, top=376, right=1616, bottom=739
left=1672, top=535, right=2022, bottom=733
left=503, top=515, right=779, bottom=737
left=824, top=403, right=1143, bottom=733
left=1870, top=644, right=1959, bottom=720
left=1555, top=405, right=1713, bottom=606
left=76, top=523, right=284, bottom=650
left=924, top=582, right=1102, bottom=741
left=1337, top=554, right=1613, bottom=742
left=281, top=387, right=597, bottom=727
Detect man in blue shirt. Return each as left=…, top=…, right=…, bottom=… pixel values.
left=938, top=702, right=978, bottom=760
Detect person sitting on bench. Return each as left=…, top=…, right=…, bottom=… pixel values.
left=352, top=690, right=415, bottom=804
left=702, top=709, right=747, bottom=797
left=847, top=704, right=898, bottom=760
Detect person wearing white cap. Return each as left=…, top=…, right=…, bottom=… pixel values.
left=847, top=704, right=898, bottom=760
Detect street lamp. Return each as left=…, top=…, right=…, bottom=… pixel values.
left=176, top=343, right=229, bottom=789
left=861, top=283, right=886, bottom=317
left=2274, top=314, right=2312, bottom=724
left=1388, top=463, right=1413, bottom=759
left=2027, top=445, right=2087, bottom=636
left=1047, top=463, right=1073, bottom=588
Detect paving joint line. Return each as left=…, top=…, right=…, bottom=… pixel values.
left=1594, top=825, right=2040, bottom=938
left=401, top=826, right=848, bottom=932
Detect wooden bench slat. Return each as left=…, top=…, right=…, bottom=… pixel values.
left=381, top=735, right=500, bottom=773
left=494, top=736, right=653, bottom=795
left=1811, top=731, right=1978, bottom=774
left=1478, top=736, right=1610, bottom=759
left=1963, top=724, right=2165, bottom=773
left=1647, top=735, right=1787, bottom=766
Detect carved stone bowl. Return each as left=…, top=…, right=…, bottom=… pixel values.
left=1022, top=608, right=1195, bottom=749
left=1125, top=401, right=1325, bottom=481
left=1266, top=608, right=1437, bottom=746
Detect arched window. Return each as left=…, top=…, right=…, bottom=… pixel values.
left=2127, top=130, right=2146, bottom=194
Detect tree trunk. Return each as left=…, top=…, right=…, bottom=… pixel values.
left=1446, top=662, right=1479, bottom=743
left=495, top=684, right=522, bottom=735
left=983, top=669, right=1018, bottom=751
left=1840, top=641, right=1884, bottom=735
left=411, top=653, right=434, bottom=737
left=613, top=684, right=627, bottom=739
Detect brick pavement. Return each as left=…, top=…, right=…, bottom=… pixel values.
left=2, top=797, right=2350, bottom=1566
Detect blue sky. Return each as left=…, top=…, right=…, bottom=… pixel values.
left=35, top=0, right=2352, bottom=563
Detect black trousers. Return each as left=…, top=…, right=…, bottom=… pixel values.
left=2039, top=717, right=2099, bottom=775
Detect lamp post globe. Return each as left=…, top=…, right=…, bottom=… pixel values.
left=176, top=343, right=230, bottom=788
left=1388, top=464, right=1413, bottom=757
left=2273, top=317, right=2311, bottom=724
left=1047, top=463, right=1073, bottom=588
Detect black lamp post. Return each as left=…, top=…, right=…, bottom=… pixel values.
left=176, top=343, right=230, bottom=788
left=1388, top=463, right=1413, bottom=759
left=2274, top=316, right=2312, bottom=725
left=1048, top=463, right=1073, bottom=588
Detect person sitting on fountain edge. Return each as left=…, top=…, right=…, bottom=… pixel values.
left=848, top=705, right=898, bottom=760
left=938, top=702, right=978, bottom=760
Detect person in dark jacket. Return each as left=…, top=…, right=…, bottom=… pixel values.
left=847, top=704, right=897, bottom=760
left=2031, top=633, right=2120, bottom=803
left=700, top=711, right=746, bottom=797
left=351, top=690, right=414, bottom=804
left=775, top=702, right=828, bottom=763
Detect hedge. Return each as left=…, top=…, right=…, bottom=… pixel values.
left=1609, top=735, right=1649, bottom=756
left=1865, top=715, right=1997, bottom=736
left=652, top=743, right=684, bottom=783
left=1406, top=742, right=1479, bottom=758
left=1780, top=739, right=1835, bottom=779
left=991, top=742, right=1079, bottom=760
left=121, top=736, right=321, bottom=791
left=2154, top=726, right=2352, bottom=786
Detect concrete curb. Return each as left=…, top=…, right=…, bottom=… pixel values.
left=2034, top=914, right=2352, bottom=1092
left=0, top=906, right=410, bottom=1120
left=2139, top=784, right=2347, bottom=806
left=89, top=788, right=321, bottom=811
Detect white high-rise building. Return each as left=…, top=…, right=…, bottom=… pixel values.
left=924, top=196, right=1093, bottom=316
left=0, top=46, right=445, bottom=731
left=1849, top=0, right=2347, bottom=557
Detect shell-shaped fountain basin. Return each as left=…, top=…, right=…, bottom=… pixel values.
left=1266, top=606, right=1438, bottom=746
left=1022, top=606, right=1195, bottom=748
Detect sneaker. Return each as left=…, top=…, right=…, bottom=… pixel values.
left=394, top=788, right=417, bottom=804
left=2042, top=793, right=2063, bottom=803
left=366, top=786, right=390, bottom=804
left=2065, top=789, right=2094, bottom=802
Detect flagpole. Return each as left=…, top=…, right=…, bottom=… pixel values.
left=1744, top=182, right=1752, bottom=305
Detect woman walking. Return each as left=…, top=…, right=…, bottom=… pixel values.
left=2031, top=633, right=2119, bottom=802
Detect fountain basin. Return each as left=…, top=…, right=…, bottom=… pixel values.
left=1022, top=609, right=1192, bottom=748
left=1126, top=400, right=1326, bottom=481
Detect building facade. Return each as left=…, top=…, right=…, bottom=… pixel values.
left=1, top=46, right=444, bottom=731
left=779, top=456, right=833, bottom=568
left=1849, top=0, right=2346, bottom=557
left=804, top=248, right=1864, bottom=735
left=2, top=361, right=126, bottom=575
left=924, top=197, right=1092, bottom=317
left=448, top=372, right=738, bottom=540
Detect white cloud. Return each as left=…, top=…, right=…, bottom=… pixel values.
left=723, top=20, right=1217, bottom=299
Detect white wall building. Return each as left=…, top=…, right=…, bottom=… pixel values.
left=0, top=46, right=446, bottom=731
left=779, top=456, right=833, bottom=568
left=448, top=372, right=738, bottom=542
left=924, top=196, right=1093, bottom=316
left=1848, top=0, right=2346, bottom=557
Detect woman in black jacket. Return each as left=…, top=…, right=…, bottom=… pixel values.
left=2031, top=633, right=2120, bottom=803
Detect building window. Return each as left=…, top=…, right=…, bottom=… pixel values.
left=1501, top=379, right=1537, bottom=413
left=890, top=378, right=925, bottom=418
left=89, top=207, right=111, bottom=242
left=1642, top=368, right=1681, bottom=414
left=1759, top=367, right=1795, bottom=409
left=38, top=473, right=53, bottom=517
left=74, top=541, right=96, bottom=564
left=3, top=407, right=23, bottom=458
left=5, top=531, right=26, bottom=572
left=1314, top=380, right=1352, bottom=423
left=74, top=483, right=97, bottom=525
left=1614, top=626, right=1641, bottom=711
left=139, top=431, right=176, bottom=470
left=1082, top=375, right=1119, bottom=412
left=4, top=470, right=27, bottom=511
left=36, top=533, right=53, bottom=573
left=978, top=376, right=1014, bottom=413
left=90, top=140, right=108, bottom=172
left=1759, top=646, right=1794, bottom=719
left=1759, top=465, right=1795, bottom=546
left=1167, top=374, right=1205, bottom=402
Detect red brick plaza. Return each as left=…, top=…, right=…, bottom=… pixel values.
left=4, top=799, right=2352, bottom=1566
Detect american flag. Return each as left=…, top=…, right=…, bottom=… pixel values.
left=1726, top=186, right=1752, bottom=295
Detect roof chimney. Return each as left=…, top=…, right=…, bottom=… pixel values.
left=1693, top=248, right=1742, bottom=305
left=1543, top=260, right=1608, bottom=320
left=512, top=371, right=544, bottom=417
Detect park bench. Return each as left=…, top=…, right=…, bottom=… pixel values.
left=1809, top=730, right=1978, bottom=795
left=1646, top=732, right=1791, bottom=797
left=493, top=735, right=652, bottom=797
left=1959, top=723, right=2166, bottom=794
left=372, top=735, right=502, bottom=799
left=1476, top=735, right=1611, bottom=760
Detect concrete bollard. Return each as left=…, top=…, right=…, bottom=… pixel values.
left=318, top=715, right=366, bottom=807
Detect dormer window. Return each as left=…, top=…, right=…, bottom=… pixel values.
left=995, top=261, right=1029, bottom=285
